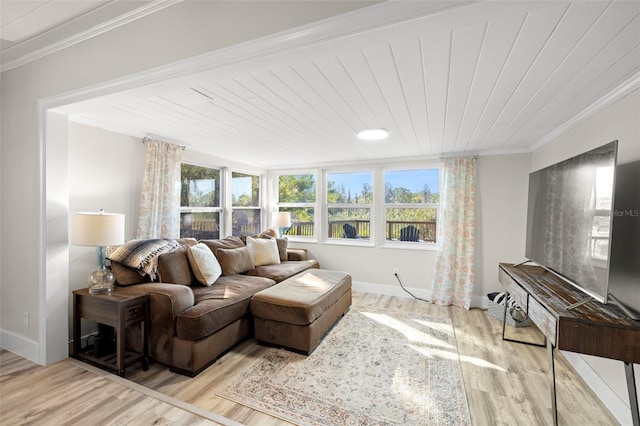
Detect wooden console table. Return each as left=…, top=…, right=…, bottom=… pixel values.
left=499, top=263, right=640, bottom=426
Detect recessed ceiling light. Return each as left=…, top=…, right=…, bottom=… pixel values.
left=357, top=128, right=388, bottom=140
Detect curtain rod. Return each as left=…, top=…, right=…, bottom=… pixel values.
left=438, top=154, right=480, bottom=160
left=142, top=136, right=186, bottom=151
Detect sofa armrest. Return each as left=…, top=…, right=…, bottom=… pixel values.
left=287, top=248, right=308, bottom=261
left=117, top=283, right=194, bottom=365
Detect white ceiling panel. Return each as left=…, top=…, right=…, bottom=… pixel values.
left=443, top=22, right=486, bottom=153
left=59, top=1, right=639, bottom=168
left=421, top=29, right=452, bottom=154
left=484, top=1, right=609, bottom=147
left=388, top=37, right=430, bottom=154
left=456, top=14, right=526, bottom=152
left=1, top=0, right=107, bottom=45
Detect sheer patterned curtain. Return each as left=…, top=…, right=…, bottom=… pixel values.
left=429, top=157, right=476, bottom=310
left=137, top=139, right=182, bottom=239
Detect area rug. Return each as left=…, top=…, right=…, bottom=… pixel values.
left=217, top=307, right=471, bottom=425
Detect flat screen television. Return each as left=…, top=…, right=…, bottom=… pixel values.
left=525, top=141, right=618, bottom=304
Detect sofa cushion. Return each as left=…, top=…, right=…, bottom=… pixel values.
left=158, top=246, right=193, bottom=285
left=216, top=246, right=255, bottom=275
left=112, top=261, right=147, bottom=286
left=275, top=238, right=288, bottom=262
left=246, top=260, right=319, bottom=283
left=176, top=274, right=275, bottom=341
left=240, top=231, right=288, bottom=262
left=107, top=239, right=180, bottom=280
left=258, top=229, right=278, bottom=239
left=176, top=238, right=198, bottom=247
left=200, top=237, right=244, bottom=254
left=246, top=236, right=280, bottom=267
left=187, top=243, right=222, bottom=286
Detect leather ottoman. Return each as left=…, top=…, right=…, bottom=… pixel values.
left=250, top=269, right=352, bottom=354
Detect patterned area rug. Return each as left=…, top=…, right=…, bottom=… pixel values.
left=217, top=307, right=471, bottom=425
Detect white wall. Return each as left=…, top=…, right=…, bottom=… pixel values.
left=0, top=1, right=375, bottom=364
left=68, top=122, right=146, bottom=336
left=532, top=88, right=640, bottom=424
left=475, top=153, right=531, bottom=300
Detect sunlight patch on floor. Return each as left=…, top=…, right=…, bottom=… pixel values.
left=408, top=344, right=507, bottom=372
left=361, top=311, right=455, bottom=350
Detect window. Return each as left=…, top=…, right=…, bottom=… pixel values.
left=180, top=164, right=221, bottom=239
left=326, top=171, right=373, bottom=240
left=277, top=173, right=316, bottom=237
left=384, top=168, right=439, bottom=243
left=232, top=172, right=261, bottom=237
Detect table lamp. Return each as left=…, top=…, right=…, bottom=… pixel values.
left=271, top=212, right=291, bottom=238
left=72, top=209, right=125, bottom=294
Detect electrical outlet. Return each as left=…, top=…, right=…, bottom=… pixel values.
left=393, top=268, right=399, bottom=275
left=23, top=311, right=29, bottom=328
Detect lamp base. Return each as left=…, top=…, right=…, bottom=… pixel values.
left=88, top=268, right=115, bottom=294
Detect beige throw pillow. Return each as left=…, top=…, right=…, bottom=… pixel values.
left=247, top=236, right=281, bottom=267
left=187, top=243, right=222, bottom=286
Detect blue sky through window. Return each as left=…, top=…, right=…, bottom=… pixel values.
left=327, top=169, right=439, bottom=197
left=232, top=176, right=251, bottom=199
left=327, top=172, right=372, bottom=196
left=191, top=179, right=215, bottom=196
left=385, top=169, right=439, bottom=194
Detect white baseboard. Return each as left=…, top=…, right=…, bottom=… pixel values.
left=353, top=281, right=487, bottom=309
left=561, top=351, right=632, bottom=426
left=352, top=280, right=430, bottom=300
left=472, top=294, right=489, bottom=309
left=0, top=329, right=39, bottom=364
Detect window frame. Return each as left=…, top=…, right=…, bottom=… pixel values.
left=274, top=171, right=319, bottom=241
left=381, top=166, right=440, bottom=249
left=230, top=170, right=262, bottom=238
left=324, top=169, right=375, bottom=244
left=179, top=162, right=225, bottom=240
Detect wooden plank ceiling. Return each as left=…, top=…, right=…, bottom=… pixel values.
left=69, top=1, right=640, bottom=169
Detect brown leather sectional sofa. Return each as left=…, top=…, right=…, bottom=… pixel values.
left=110, top=235, right=321, bottom=376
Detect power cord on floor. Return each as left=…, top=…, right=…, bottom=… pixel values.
left=394, top=272, right=430, bottom=302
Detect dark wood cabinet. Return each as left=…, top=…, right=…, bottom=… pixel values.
left=72, top=288, right=149, bottom=377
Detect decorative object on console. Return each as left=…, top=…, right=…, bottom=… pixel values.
left=486, top=291, right=531, bottom=327
left=72, top=209, right=125, bottom=294
left=271, top=211, right=291, bottom=238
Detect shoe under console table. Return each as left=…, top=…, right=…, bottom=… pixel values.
left=498, top=263, right=640, bottom=426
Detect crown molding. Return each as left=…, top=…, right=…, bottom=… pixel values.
left=532, top=71, right=640, bottom=152
left=0, top=0, right=182, bottom=73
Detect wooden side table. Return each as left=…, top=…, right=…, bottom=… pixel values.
left=72, top=288, right=149, bottom=377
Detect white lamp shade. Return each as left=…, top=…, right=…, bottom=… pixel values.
left=72, top=211, right=125, bottom=246
left=271, top=212, right=291, bottom=229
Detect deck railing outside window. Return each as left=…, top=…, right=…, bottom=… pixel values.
left=183, top=217, right=435, bottom=242
left=284, top=220, right=435, bottom=242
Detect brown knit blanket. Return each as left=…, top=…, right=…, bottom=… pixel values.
left=106, top=239, right=180, bottom=280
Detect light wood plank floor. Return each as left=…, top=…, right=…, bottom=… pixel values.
left=1, top=292, right=620, bottom=425
left=0, top=349, right=229, bottom=425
